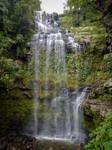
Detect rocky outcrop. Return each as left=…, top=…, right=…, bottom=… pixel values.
left=103, top=78, right=112, bottom=88
left=83, top=99, right=112, bottom=117
left=83, top=80, right=112, bottom=131
left=83, top=79, right=112, bottom=118
left=83, top=98, right=112, bottom=132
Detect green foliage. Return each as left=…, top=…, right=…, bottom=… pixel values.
left=0, top=0, right=40, bottom=134
left=67, top=0, right=101, bottom=27
left=0, top=34, right=14, bottom=53
left=0, top=0, right=40, bottom=88
left=0, top=0, right=40, bottom=58
left=60, top=15, right=73, bottom=29
left=67, top=0, right=87, bottom=10
left=0, top=57, right=15, bottom=88
left=0, top=98, right=32, bottom=134
left=86, top=112, right=112, bottom=150
left=63, top=1, right=112, bottom=149
left=61, top=4, right=107, bottom=87
left=99, top=94, right=112, bottom=101
left=104, top=53, right=112, bottom=76
left=74, top=53, right=93, bottom=85
left=84, top=108, right=102, bottom=132
left=66, top=52, right=94, bottom=87
left=67, top=54, right=76, bottom=75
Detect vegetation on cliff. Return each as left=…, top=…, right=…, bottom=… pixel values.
left=62, top=0, right=112, bottom=149
left=0, top=0, right=40, bottom=134
left=86, top=112, right=112, bottom=150
left=62, top=0, right=112, bottom=86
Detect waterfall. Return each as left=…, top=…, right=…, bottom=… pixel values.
left=26, top=11, right=87, bottom=144
left=73, top=88, right=87, bottom=139
left=32, top=32, right=40, bottom=136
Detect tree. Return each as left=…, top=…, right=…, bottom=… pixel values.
left=0, top=0, right=40, bottom=88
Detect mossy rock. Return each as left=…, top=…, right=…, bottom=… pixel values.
left=0, top=89, right=33, bottom=135
left=84, top=106, right=102, bottom=132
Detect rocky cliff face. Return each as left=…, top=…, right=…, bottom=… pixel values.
left=83, top=99, right=112, bottom=118
left=83, top=78, right=112, bottom=131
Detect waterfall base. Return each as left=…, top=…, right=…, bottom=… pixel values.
left=0, top=134, right=83, bottom=150
left=25, top=88, right=88, bottom=146
left=24, top=129, right=88, bottom=145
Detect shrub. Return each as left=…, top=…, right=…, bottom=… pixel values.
left=86, top=112, right=112, bottom=150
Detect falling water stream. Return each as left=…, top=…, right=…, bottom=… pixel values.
left=26, top=11, right=88, bottom=146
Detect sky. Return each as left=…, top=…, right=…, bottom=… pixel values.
left=41, top=0, right=67, bottom=14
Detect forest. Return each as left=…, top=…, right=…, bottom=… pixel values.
left=0, top=0, right=112, bottom=150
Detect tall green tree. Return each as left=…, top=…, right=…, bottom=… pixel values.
left=0, top=0, right=40, bottom=88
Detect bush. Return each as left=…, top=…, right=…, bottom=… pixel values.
left=86, top=112, right=112, bottom=150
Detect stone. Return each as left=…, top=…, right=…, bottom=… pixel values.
left=83, top=99, right=112, bottom=117
left=104, top=78, right=112, bottom=88
left=0, top=135, right=80, bottom=150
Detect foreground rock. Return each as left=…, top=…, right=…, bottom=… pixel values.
left=0, top=135, right=81, bottom=150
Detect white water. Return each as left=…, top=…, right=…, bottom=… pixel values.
left=73, top=88, right=87, bottom=138
left=31, top=32, right=40, bottom=136
left=26, top=11, right=87, bottom=143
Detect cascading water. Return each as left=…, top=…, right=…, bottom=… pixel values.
left=26, top=11, right=87, bottom=144
left=73, top=88, right=88, bottom=143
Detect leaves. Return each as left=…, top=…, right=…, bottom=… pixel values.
left=103, top=141, right=112, bottom=150
left=0, top=0, right=40, bottom=89
left=86, top=112, right=112, bottom=150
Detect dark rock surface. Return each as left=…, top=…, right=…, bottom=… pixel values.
left=0, top=135, right=81, bottom=150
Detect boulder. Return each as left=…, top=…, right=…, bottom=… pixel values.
left=104, top=78, right=112, bottom=88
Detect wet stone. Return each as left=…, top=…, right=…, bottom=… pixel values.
left=0, top=135, right=81, bottom=150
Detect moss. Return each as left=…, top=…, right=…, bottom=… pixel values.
left=0, top=89, right=33, bottom=135
left=84, top=107, right=102, bottom=132
left=98, top=93, right=112, bottom=101
left=104, top=53, right=112, bottom=76
left=67, top=75, right=77, bottom=89
left=89, top=84, right=112, bottom=101
left=0, top=98, right=33, bottom=135
left=69, top=25, right=106, bottom=45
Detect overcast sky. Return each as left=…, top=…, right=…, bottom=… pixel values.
left=41, top=0, right=67, bottom=14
